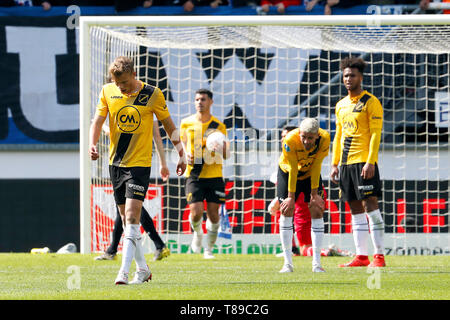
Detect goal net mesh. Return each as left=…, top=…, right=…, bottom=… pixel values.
left=86, top=21, right=449, bottom=255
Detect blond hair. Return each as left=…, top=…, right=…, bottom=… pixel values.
left=299, top=117, right=319, bottom=134
left=108, top=56, right=134, bottom=77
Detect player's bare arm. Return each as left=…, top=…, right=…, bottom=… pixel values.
left=160, top=116, right=187, bottom=176
left=89, top=114, right=106, bottom=161
left=152, top=120, right=170, bottom=181
left=222, top=139, right=230, bottom=160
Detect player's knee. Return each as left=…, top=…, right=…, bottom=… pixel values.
left=363, top=196, right=379, bottom=212
left=308, top=203, right=324, bottom=219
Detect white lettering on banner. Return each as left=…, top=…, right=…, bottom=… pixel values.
left=435, top=91, right=450, bottom=128
left=164, top=234, right=450, bottom=256
left=5, top=26, right=79, bottom=131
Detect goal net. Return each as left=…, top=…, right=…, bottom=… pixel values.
left=80, top=16, right=449, bottom=255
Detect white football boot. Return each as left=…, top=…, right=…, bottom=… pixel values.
left=191, top=231, right=203, bottom=254
left=279, top=264, right=294, bottom=273
left=129, top=266, right=152, bottom=284
left=114, top=271, right=129, bottom=285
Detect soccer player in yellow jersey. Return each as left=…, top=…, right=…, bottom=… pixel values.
left=180, top=89, right=229, bottom=259
left=89, top=56, right=186, bottom=285
left=277, top=118, right=330, bottom=273
left=330, top=57, right=386, bottom=268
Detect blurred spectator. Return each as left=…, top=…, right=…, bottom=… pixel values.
left=74, top=0, right=155, bottom=11
left=9, top=0, right=72, bottom=10
left=32, top=0, right=69, bottom=11
left=14, top=0, right=33, bottom=5
left=177, top=0, right=229, bottom=12
left=260, top=0, right=301, bottom=14
left=420, top=0, right=450, bottom=13
left=306, top=0, right=362, bottom=15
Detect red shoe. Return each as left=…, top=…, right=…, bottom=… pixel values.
left=368, top=254, right=386, bottom=267
left=339, top=255, right=370, bottom=267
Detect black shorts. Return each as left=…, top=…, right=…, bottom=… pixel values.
left=109, top=165, right=151, bottom=204
left=276, top=166, right=324, bottom=203
left=185, top=177, right=225, bottom=204
left=339, top=162, right=382, bottom=202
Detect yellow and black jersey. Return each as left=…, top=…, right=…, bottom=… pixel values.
left=96, top=81, right=170, bottom=167
left=332, top=90, right=383, bottom=166
left=180, top=115, right=227, bottom=179
left=278, top=127, right=330, bottom=192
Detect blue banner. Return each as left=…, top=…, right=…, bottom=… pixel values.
left=0, top=16, right=78, bottom=148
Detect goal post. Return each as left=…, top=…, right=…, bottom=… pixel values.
left=80, top=15, right=450, bottom=255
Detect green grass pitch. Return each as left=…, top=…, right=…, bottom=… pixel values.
left=0, top=253, right=448, bottom=300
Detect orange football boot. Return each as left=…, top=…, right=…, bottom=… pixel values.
left=339, top=255, right=370, bottom=267
left=368, top=254, right=386, bottom=267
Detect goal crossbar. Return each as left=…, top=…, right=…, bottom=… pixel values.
left=80, top=15, right=450, bottom=27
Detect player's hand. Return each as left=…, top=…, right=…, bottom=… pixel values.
left=268, top=198, right=280, bottom=216
left=361, top=163, right=375, bottom=180
left=330, top=165, right=339, bottom=185
left=210, top=140, right=226, bottom=155
left=176, top=156, right=186, bottom=176
left=89, top=145, right=99, bottom=160
left=280, top=197, right=294, bottom=216
left=309, top=193, right=325, bottom=211
left=160, top=166, right=170, bottom=182
left=210, top=0, right=221, bottom=8
left=186, top=153, right=194, bottom=166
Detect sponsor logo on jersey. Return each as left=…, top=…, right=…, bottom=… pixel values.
left=117, top=105, right=141, bottom=133
left=110, top=95, right=123, bottom=99
left=342, top=113, right=359, bottom=135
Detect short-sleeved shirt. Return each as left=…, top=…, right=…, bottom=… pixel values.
left=96, top=82, right=170, bottom=167
left=278, top=127, right=330, bottom=193
left=180, top=115, right=227, bottom=179
left=333, top=90, right=383, bottom=165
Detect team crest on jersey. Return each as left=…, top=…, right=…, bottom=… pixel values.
left=353, top=100, right=365, bottom=112
left=116, top=105, right=141, bottom=132
left=137, top=94, right=149, bottom=105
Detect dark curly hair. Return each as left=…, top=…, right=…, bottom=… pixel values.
left=340, top=56, right=367, bottom=74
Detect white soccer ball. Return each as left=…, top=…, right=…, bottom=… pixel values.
left=206, top=131, right=226, bottom=152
